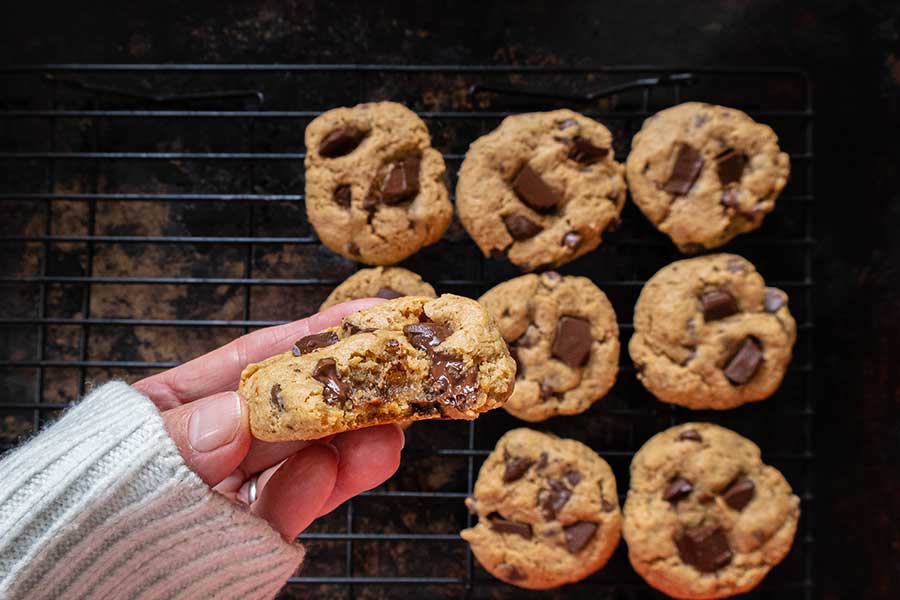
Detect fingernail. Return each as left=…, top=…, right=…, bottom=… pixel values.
left=319, top=442, right=341, bottom=465
left=188, top=392, right=243, bottom=452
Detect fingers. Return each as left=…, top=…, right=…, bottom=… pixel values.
left=161, top=391, right=252, bottom=487
left=134, top=298, right=385, bottom=409
left=252, top=444, right=339, bottom=542
left=316, top=424, right=405, bottom=517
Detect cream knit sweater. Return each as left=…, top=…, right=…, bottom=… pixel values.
left=0, top=382, right=305, bottom=599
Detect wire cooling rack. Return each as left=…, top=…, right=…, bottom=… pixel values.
left=0, top=65, right=814, bottom=599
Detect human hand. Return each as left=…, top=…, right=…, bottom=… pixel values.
left=133, top=299, right=403, bottom=542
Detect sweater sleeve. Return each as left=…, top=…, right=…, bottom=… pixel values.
left=0, top=381, right=304, bottom=600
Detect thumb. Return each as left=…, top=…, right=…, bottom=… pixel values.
left=161, top=391, right=252, bottom=487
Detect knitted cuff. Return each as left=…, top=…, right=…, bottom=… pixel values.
left=0, top=381, right=304, bottom=600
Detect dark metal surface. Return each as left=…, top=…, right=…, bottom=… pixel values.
left=0, top=64, right=814, bottom=599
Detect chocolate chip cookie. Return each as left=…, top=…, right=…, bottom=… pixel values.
left=305, top=102, right=453, bottom=265
left=478, top=272, right=619, bottom=421
left=623, top=423, right=800, bottom=599
left=626, top=102, right=790, bottom=252
left=461, top=428, right=621, bottom=589
left=629, top=254, right=796, bottom=410
left=319, top=267, right=436, bottom=310
left=239, top=295, right=515, bottom=441
left=456, top=110, right=626, bottom=271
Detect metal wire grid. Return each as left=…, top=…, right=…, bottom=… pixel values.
left=0, top=65, right=814, bottom=599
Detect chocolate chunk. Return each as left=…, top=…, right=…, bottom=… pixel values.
left=409, top=403, right=441, bottom=416
left=429, top=352, right=478, bottom=407
left=543, top=270, right=562, bottom=282
left=538, top=381, right=555, bottom=401
left=342, top=321, right=375, bottom=336
left=664, top=477, right=694, bottom=504
left=701, top=290, right=739, bottom=321
left=538, top=479, right=572, bottom=520
left=293, top=331, right=339, bottom=356
left=726, top=258, right=745, bottom=273
left=568, top=137, right=609, bottom=163
left=720, top=188, right=739, bottom=208
left=270, top=384, right=285, bottom=410
left=763, top=288, right=785, bottom=312
left=375, top=287, right=404, bottom=300
left=722, top=476, right=756, bottom=511
left=333, top=184, right=352, bottom=207
left=663, top=143, right=704, bottom=195
left=403, top=323, right=452, bottom=351
left=551, top=316, right=593, bottom=368
left=675, top=524, right=733, bottom=572
left=715, top=149, right=746, bottom=185
left=489, top=514, right=533, bottom=539
left=557, top=118, right=578, bottom=129
left=347, top=241, right=360, bottom=256
left=562, top=231, right=582, bottom=249
left=677, top=429, right=703, bottom=442
left=313, top=358, right=350, bottom=405
left=515, top=332, right=535, bottom=348
left=499, top=563, right=526, bottom=581
left=362, top=193, right=378, bottom=213
left=564, top=521, right=598, bottom=553
left=724, top=337, right=764, bottom=385
left=513, top=164, right=563, bottom=211
left=381, top=156, right=421, bottom=204
left=502, top=214, right=544, bottom=241
left=536, top=452, right=549, bottom=470
left=601, top=499, right=615, bottom=512
left=564, top=470, right=582, bottom=486
left=503, top=456, right=534, bottom=483
left=320, top=127, right=367, bottom=158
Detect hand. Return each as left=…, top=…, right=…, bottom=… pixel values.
left=133, top=299, right=403, bottom=542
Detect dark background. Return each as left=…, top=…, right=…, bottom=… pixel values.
left=1, top=1, right=898, bottom=598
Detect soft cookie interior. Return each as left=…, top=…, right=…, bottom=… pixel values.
left=240, top=295, right=515, bottom=441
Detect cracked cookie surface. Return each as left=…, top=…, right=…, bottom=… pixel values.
left=319, top=267, right=436, bottom=310
left=305, top=101, right=452, bottom=265
left=623, top=423, right=800, bottom=599
left=456, top=110, right=626, bottom=271
left=461, top=428, right=621, bottom=589
left=479, top=272, right=619, bottom=421
left=626, top=102, right=790, bottom=252
left=239, top=294, right=515, bottom=441
left=629, top=254, right=796, bottom=410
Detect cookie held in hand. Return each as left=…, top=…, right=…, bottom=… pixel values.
left=239, top=295, right=515, bottom=441
left=461, top=428, right=621, bottom=589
